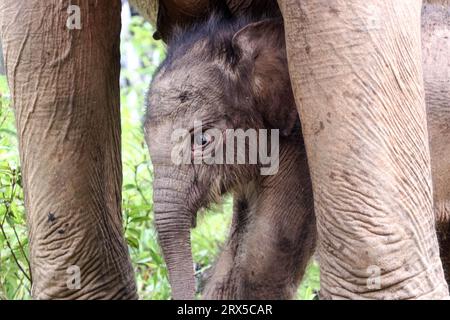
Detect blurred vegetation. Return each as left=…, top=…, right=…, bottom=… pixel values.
left=0, top=14, right=319, bottom=300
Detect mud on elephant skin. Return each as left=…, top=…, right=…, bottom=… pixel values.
left=144, top=14, right=316, bottom=300
left=143, top=0, right=450, bottom=300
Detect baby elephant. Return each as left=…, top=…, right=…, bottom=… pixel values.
left=145, top=8, right=450, bottom=299
left=145, top=14, right=316, bottom=300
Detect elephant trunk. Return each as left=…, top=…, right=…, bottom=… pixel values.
left=153, top=170, right=196, bottom=300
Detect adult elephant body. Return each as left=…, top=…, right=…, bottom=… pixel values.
left=279, top=0, right=449, bottom=299
left=423, top=1, right=450, bottom=283
left=1, top=0, right=448, bottom=299
left=138, top=0, right=450, bottom=299
left=1, top=0, right=137, bottom=299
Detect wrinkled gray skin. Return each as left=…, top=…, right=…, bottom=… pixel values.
left=280, top=0, right=449, bottom=299
left=423, top=1, right=450, bottom=284
left=145, top=1, right=450, bottom=300
left=1, top=0, right=137, bottom=299
left=145, top=17, right=316, bottom=300
left=3, top=0, right=446, bottom=300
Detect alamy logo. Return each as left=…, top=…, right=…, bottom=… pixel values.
left=170, top=121, right=280, bottom=175
left=66, top=5, right=81, bottom=30
left=66, top=265, right=81, bottom=290
left=367, top=265, right=381, bottom=290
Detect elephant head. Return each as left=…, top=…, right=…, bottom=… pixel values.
left=144, top=15, right=297, bottom=299
left=129, top=0, right=281, bottom=42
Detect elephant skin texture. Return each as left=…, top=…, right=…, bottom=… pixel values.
left=278, top=0, right=448, bottom=299
left=0, top=0, right=137, bottom=299
left=423, top=1, right=450, bottom=284
left=145, top=15, right=316, bottom=299
left=145, top=0, right=450, bottom=300
left=0, top=0, right=447, bottom=300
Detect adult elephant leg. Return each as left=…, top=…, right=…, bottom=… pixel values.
left=0, top=1, right=137, bottom=299
left=422, top=0, right=450, bottom=285
left=278, top=0, right=449, bottom=299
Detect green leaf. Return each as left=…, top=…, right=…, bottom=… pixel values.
left=126, top=236, right=140, bottom=249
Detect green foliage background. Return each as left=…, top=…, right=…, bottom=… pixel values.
left=0, top=16, right=319, bottom=300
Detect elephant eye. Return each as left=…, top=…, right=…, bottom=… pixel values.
left=194, top=132, right=212, bottom=149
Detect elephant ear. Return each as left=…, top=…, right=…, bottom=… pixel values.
left=232, top=19, right=299, bottom=136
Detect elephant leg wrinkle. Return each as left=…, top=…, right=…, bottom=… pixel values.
left=279, top=0, right=449, bottom=299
